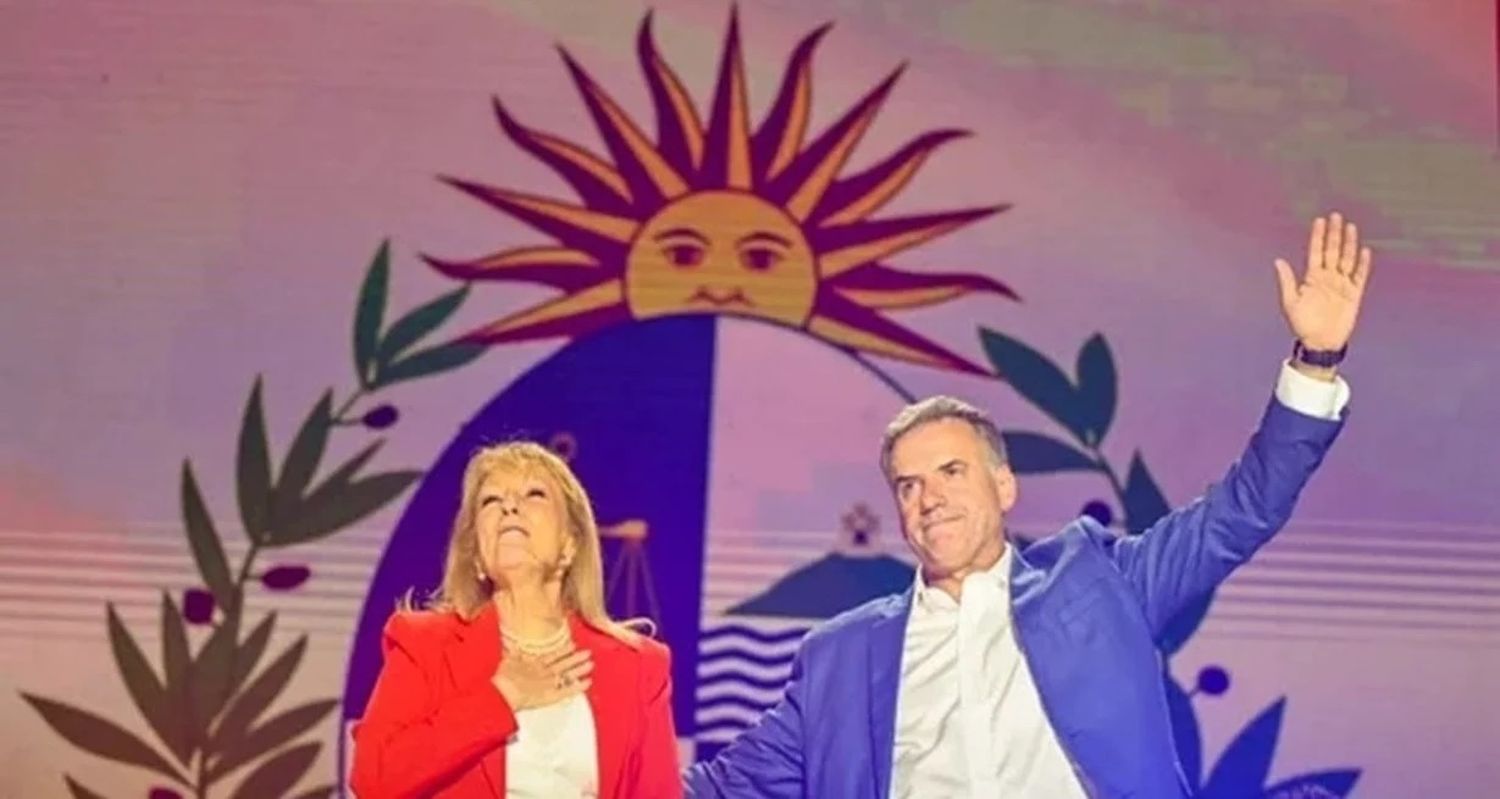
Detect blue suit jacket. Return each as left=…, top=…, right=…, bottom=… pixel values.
left=686, top=396, right=1344, bottom=798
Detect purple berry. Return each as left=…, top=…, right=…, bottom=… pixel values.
left=149, top=788, right=183, bottom=799
left=1197, top=665, right=1230, bottom=696
left=362, top=404, right=399, bottom=430
left=1081, top=500, right=1113, bottom=527
left=261, top=564, right=312, bottom=591
left=182, top=588, right=215, bottom=625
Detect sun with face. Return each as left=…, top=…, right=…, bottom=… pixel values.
left=426, top=9, right=1017, bottom=373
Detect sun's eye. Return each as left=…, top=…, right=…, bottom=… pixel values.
left=662, top=243, right=705, bottom=268
left=739, top=246, right=782, bottom=272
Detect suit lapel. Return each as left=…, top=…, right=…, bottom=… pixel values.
left=445, top=603, right=507, bottom=795
left=868, top=588, right=913, bottom=798
left=574, top=617, right=630, bottom=799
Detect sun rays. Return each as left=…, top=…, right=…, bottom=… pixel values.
left=425, top=8, right=1016, bottom=374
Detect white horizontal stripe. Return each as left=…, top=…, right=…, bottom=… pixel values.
left=702, top=615, right=821, bottom=632
left=697, top=658, right=795, bottom=683
left=694, top=704, right=769, bottom=728
left=698, top=634, right=805, bottom=659
left=1237, top=555, right=1500, bottom=591
left=0, top=525, right=392, bottom=552
left=703, top=562, right=802, bottom=581
left=694, top=728, right=747, bottom=744
left=694, top=681, right=787, bottom=707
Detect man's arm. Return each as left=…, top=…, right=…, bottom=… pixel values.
left=1104, top=362, right=1345, bottom=636
left=684, top=646, right=810, bottom=798
left=1104, top=212, right=1371, bottom=637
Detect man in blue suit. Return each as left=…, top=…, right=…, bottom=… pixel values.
left=685, top=213, right=1373, bottom=798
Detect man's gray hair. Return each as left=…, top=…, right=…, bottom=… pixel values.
left=879, top=395, right=1009, bottom=478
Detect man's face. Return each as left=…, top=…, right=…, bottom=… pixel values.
left=888, top=418, right=1017, bottom=582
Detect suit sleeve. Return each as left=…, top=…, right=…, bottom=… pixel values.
left=683, top=645, right=808, bottom=798
left=350, top=612, right=517, bottom=799
left=1105, top=392, right=1345, bottom=638
left=630, top=640, right=685, bottom=798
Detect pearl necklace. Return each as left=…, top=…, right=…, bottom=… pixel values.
left=501, top=623, right=569, bottom=657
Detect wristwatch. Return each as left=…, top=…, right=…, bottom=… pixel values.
left=1292, top=340, right=1347, bottom=368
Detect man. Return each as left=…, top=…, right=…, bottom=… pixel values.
left=684, top=213, right=1371, bottom=798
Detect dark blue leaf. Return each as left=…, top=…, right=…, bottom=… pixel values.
left=376, top=285, right=469, bottom=367
left=373, top=341, right=486, bottom=389
left=1164, top=671, right=1202, bottom=791
left=1000, top=431, right=1098, bottom=474
left=1262, top=769, right=1361, bottom=798
left=272, top=391, right=333, bottom=521
left=236, top=377, right=273, bottom=545
left=1160, top=592, right=1215, bottom=655
left=180, top=463, right=233, bottom=611
left=353, top=241, right=390, bottom=389
left=1122, top=452, right=1170, bottom=534
left=979, top=329, right=1088, bottom=442
left=1075, top=334, right=1117, bottom=445
left=1202, top=698, right=1286, bottom=798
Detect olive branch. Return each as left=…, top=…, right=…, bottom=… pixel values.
left=22, top=242, right=482, bottom=799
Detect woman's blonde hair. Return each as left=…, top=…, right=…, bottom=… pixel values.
left=413, top=440, right=646, bottom=645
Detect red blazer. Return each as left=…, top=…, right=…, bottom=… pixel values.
left=351, top=603, right=683, bottom=798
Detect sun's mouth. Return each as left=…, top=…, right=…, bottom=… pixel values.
left=688, top=286, right=755, bottom=308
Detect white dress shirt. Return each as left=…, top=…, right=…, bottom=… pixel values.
left=889, top=362, right=1349, bottom=797
left=505, top=693, right=599, bottom=798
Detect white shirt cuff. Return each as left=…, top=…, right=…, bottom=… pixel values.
left=1274, top=359, right=1350, bottom=420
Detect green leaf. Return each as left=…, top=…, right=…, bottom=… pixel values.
left=106, top=604, right=184, bottom=767
left=1122, top=452, right=1171, bottom=534
left=979, top=329, right=1090, bottom=442
left=180, top=462, right=234, bottom=611
left=208, top=636, right=308, bottom=759
left=229, top=741, right=320, bottom=799
left=274, top=470, right=422, bottom=546
left=372, top=341, right=486, bottom=389
left=376, top=285, right=470, bottom=367
left=21, top=693, right=186, bottom=784
left=190, top=614, right=241, bottom=747
left=354, top=241, right=391, bottom=389
left=207, top=699, right=337, bottom=783
left=272, top=391, right=334, bottom=521
left=1075, top=333, right=1117, bottom=444
left=1000, top=431, right=1099, bottom=474
left=313, top=439, right=383, bottom=493
left=160, top=594, right=195, bottom=764
left=291, top=786, right=336, bottom=799
left=232, top=612, right=278, bottom=693
left=237, top=377, right=274, bottom=545
left=63, top=775, right=108, bottom=799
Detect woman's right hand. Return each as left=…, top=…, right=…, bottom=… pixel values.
left=492, top=647, right=593, bottom=712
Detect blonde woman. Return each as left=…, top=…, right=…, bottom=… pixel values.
left=352, top=442, right=681, bottom=798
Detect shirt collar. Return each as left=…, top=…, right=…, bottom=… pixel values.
left=912, top=541, right=1012, bottom=611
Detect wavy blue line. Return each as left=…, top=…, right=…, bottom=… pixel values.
left=695, top=720, right=756, bottom=739
left=699, top=624, right=811, bottom=644
left=696, top=672, right=794, bottom=692
left=696, top=696, right=779, bottom=716
left=698, top=649, right=798, bottom=669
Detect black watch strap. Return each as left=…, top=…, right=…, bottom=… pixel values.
left=1292, top=340, right=1347, bottom=368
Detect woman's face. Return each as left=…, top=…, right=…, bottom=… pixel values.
left=474, top=464, right=575, bottom=584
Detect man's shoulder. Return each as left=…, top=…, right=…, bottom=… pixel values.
left=1016, top=516, right=1118, bottom=566
left=800, top=590, right=910, bottom=651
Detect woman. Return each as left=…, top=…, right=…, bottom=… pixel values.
left=352, top=441, right=682, bottom=798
